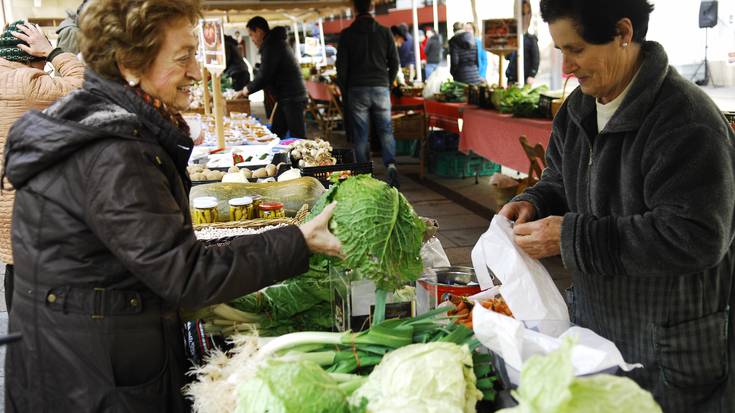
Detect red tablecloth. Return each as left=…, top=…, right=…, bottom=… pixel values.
left=459, top=107, right=553, bottom=173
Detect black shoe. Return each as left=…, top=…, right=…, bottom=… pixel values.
left=387, top=164, right=400, bottom=189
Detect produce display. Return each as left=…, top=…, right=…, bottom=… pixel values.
left=492, top=84, right=550, bottom=118
left=437, top=80, right=468, bottom=103
left=289, top=138, right=335, bottom=167
left=447, top=294, right=514, bottom=329
left=187, top=165, right=227, bottom=182
left=185, top=306, right=498, bottom=413
left=497, top=339, right=662, bottom=413
left=221, top=163, right=281, bottom=183
left=184, top=113, right=278, bottom=146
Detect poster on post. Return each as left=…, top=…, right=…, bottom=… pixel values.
left=199, top=18, right=226, bottom=73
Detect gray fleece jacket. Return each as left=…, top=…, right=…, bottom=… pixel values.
left=515, top=41, right=735, bottom=412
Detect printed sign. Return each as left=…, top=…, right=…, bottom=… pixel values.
left=199, top=18, right=226, bottom=73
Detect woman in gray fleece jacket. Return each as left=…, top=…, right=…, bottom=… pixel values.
left=500, top=1, right=735, bottom=411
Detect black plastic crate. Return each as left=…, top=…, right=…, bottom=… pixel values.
left=300, top=148, right=373, bottom=187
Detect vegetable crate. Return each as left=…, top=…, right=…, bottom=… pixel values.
left=429, top=151, right=501, bottom=179
left=395, top=140, right=418, bottom=156
left=301, top=148, right=373, bottom=187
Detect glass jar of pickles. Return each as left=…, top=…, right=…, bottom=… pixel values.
left=250, top=194, right=263, bottom=213
left=258, top=201, right=285, bottom=219
left=192, top=197, right=219, bottom=224
left=229, top=197, right=254, bottom=221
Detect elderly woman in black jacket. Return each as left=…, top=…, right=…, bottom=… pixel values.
left=3, top=0, right=340, bottom=411
left=500, top=0, right=734, bottom=411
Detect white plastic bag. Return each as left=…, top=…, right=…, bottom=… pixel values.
left=422, top=66, right=452, bottom=98
left=420, top=237, right=450, bottom=268
left=471, top=215, right=568, bottom=321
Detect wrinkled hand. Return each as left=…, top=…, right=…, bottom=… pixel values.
left=512, top=215, right=562, bottom=259
left=234, top=87, right=249, bottom=99
left=11, top=23, right=53, bottom=58
left=299, top=202, right=343, bottom=258
left=498, top=200, right=536, bottom=224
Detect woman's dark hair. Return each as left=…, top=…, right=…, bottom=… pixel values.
left=246, top=16, right=269, bottom=33
left=539, top=0, right=654, bottom=44
left=353, top=0, right=371, bottom=14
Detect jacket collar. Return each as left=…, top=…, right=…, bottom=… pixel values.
left=565, top=41, right=670, bottom=134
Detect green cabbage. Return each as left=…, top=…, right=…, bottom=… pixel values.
left=308, top=175, right=425, bottom=292
left=498, top=338, right=662, bottom=413
left=236, top=359, right=352, bottom=413
left=349, top=342, right=483, bottom=413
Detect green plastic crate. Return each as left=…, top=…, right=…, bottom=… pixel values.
left=395, top=140, right=418, bottom=156
left=429, top=151, right=501, bottom=178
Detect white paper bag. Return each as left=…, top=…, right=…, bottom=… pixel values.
left=471, top=215, right=569, bottom=321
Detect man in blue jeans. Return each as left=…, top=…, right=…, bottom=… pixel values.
left=337, top=0, right=400, bottom=187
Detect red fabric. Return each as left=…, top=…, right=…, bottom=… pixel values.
left=306, top=80, right=332, bottom=101
left=459, top=107, right=553, bottom=173
left=420, top=37, right=428, bottom=61
left=424, top=99, right=466, bottom=134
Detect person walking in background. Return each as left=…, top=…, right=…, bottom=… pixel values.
left=397, top=22, right=415, bottom=70
left=224, top=34, right=250, bottom=91
left=465, top=21, right=487, bottom=80
left=337, top=0, right=401, bottom=188
left=449, top=22, right=482, bottom=85
left=0, top=20, right=84, bottom=310
left=55, top=0, right=88, bottom=55
left=506, top=0, right=540, bottom=85
left=424, top=26, right=442, bottom=79
left=236, top=17, right=307, bottom=138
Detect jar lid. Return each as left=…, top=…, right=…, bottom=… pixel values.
left=193, top=198, right=218, bottom=209
left=229, top=197, right=253, bottom=206
left=259, top=201, right=284, bottom=211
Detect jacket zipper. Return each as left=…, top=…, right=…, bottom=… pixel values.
left=587, top=138, right=594, bottom=212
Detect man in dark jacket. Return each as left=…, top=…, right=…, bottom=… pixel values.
left=337, top=0, right=400, bottom=188
left=423, top=26, right=442, bottom=79
left=506, top=0, right=540, bottom=84
left=224, top=34, right=250, bottom=91
left=397, top=22, right=415, bottom=69
left=237, top=17, right=307, bottom=138
left=448, top=23, right=482, bottom=85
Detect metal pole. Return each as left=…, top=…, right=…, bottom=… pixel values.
left=292, top=21, right=302, bottom=63
left=516, top=0, right=525, bottom=86
left=432, top=0, right=439, bottom=33
left=412, top=0, right=422, bottom=82
left=318, top=17, right=327, bottom=66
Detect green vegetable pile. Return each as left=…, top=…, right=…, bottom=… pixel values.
left=498, top=338, right=662, bottom=413
left=493, top=84, right=549, bottom=118
left=438, top=80, right=468, bottom=102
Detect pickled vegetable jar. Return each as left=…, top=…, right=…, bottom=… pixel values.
left=193, top=197, right=219, bottom=224
left=229, top=197, right=254, bottom=221
left=258, top=201, right=285, bottom=219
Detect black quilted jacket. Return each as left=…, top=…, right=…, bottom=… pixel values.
left=3, top=70, right=309, bottom=412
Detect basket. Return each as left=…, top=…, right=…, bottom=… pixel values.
left=300, top=148, right=373, bottom=187
left=392, top=112, right=426, bottom=140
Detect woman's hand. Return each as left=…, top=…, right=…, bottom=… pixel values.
left=11, top=23, right=54, bottom=58
left=299, top=202, right=343, bottom=258
left=498, top=200, right=536, bottom=224
left=512, top=215, right=562, bottom=259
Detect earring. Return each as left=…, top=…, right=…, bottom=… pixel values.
left=127, top=77, right=139, bottom=87
left=622, top=42, right=629, bottom=48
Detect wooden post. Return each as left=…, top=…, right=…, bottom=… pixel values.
left=212, top=73, right=225, bottom=149
left=202, top=65, right=211, bottom=115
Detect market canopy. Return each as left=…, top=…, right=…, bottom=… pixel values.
left=201, top=0, right=393, bottom=25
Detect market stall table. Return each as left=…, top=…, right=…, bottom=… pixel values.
left=459, top=106, right=553, bottom=173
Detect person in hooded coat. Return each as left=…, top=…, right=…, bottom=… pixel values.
left=448, top=22, right=482, bottom=85
left=3, top=1, right=341, bottom=411
left=237, top=17, right=308, bottom=139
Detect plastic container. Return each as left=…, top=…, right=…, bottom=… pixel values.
left=416, top=266, right=481, bottom=315
left=228, top=197, right=254, bottom=221
left=192, top=197, right=219, bottom=224
left=258, top=201, right=285, bottom=219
